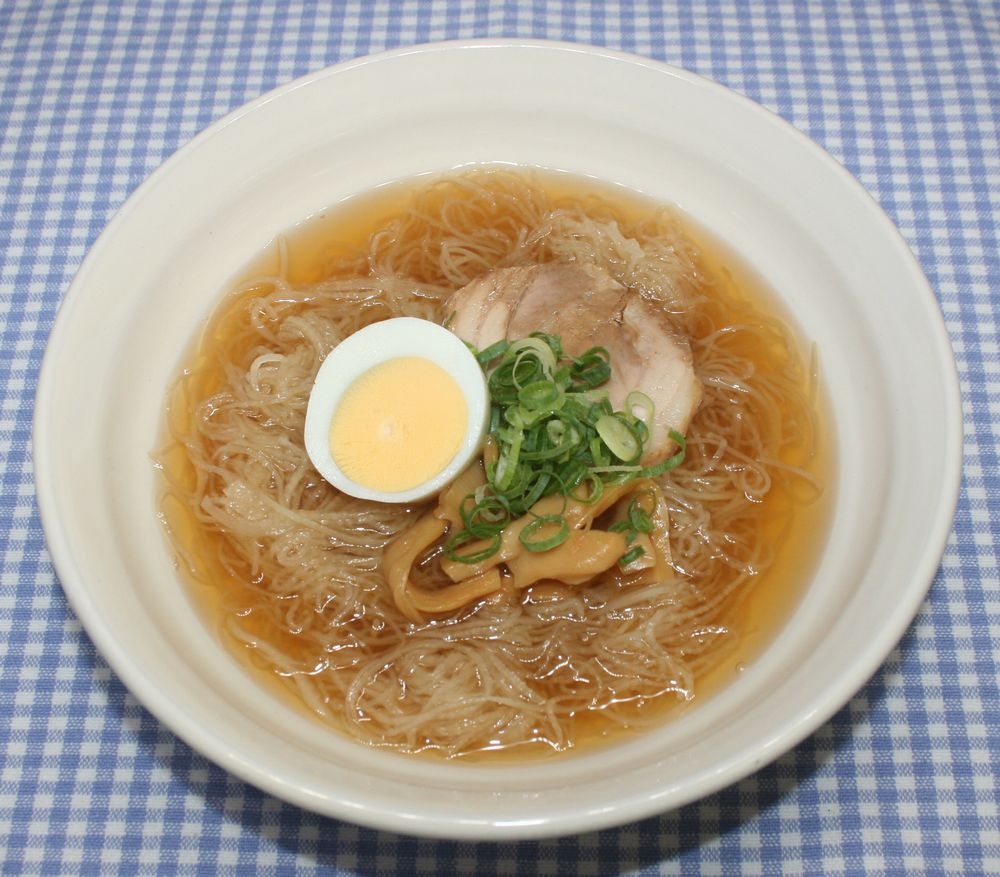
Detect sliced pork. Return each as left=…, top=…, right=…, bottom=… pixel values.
left=445, top=262, right=701, bottom=462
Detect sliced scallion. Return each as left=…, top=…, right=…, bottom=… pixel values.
left=443, top=332, right=687, bottom=566
left=519, top=514, right=570, bottom=553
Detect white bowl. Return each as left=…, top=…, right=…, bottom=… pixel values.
left=34, top=40, right=961, bottom=839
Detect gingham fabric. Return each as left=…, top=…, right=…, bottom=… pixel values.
left=1, top=1, right=997, bottom=874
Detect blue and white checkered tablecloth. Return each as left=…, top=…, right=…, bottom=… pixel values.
left=1, top=1, right=997, bottom=874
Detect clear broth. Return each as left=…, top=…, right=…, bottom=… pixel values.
left=159, top=169, right=834, bottom=759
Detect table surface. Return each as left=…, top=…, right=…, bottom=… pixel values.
left=2, top=1, right=997, bottom=874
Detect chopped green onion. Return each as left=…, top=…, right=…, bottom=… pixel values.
left=475, top=339, right=510, bottom=365
left=625, top=390, right=655, bottom=424
left=569, top=472, right=605, bottom=505
left=519, top=514, right=570, bottom=553
left=618, top=545, right=646, bottom=566
left=518, top=379, right=564, bottom=412
left=447, top=332, right=687, bottom=564
left=444, top=530, right=502, bottom=564
left=595, top=414, right=642, bottom=463
left=609, top=491, right=657, bottom=566
left=635, top=430, right=687, bottom=478
left=571, top=346, right=612, bottom=388
left=460, top=493, right=510, bottom=537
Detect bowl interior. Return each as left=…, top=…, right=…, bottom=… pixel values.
left=34, top=40, right=961, bottom=839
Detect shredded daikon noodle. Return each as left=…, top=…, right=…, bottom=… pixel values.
left=158, top=169, right=822, bottom=758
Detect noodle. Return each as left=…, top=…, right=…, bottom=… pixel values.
left=158, top=168, right=825, bottom=759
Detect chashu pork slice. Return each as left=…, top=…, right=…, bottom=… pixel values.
left=445, top=262, right=701, bottom=463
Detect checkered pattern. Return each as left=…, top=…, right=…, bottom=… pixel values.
left=1, top=1, right=997, bottom=873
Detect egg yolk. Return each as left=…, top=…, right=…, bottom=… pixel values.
left=329, top=356, right=468, bottom=493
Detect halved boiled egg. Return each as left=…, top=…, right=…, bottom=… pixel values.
left=304, top=317, right=489, bottom=503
